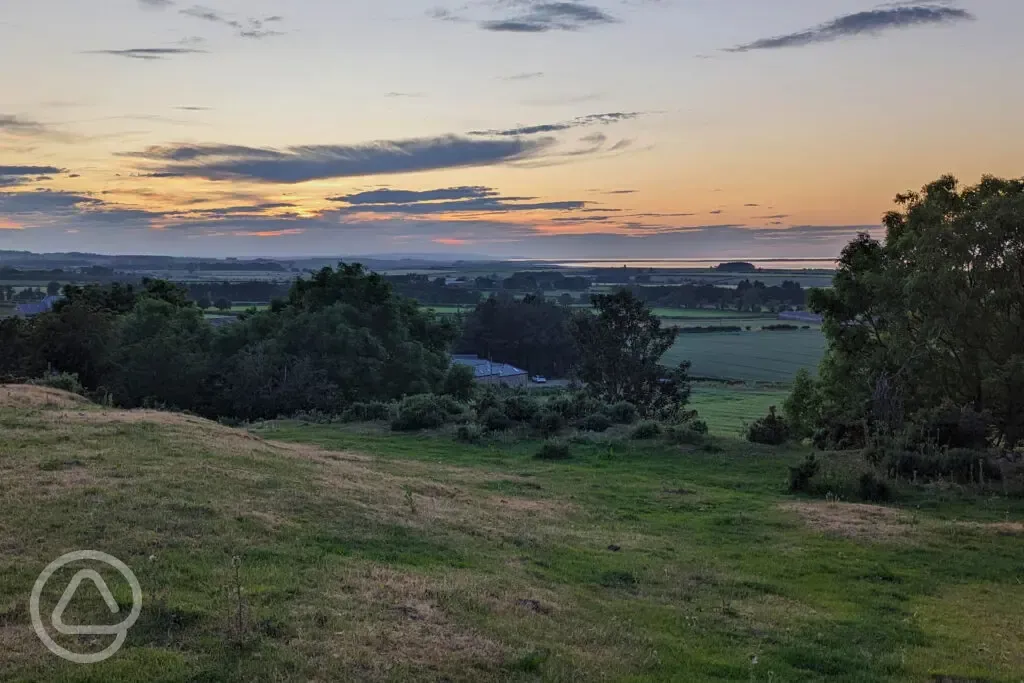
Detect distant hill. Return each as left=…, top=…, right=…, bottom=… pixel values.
left=713, top=261, right=758, bottom=273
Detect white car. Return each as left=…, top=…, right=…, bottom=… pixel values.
left=531, top=376, right=548, bottom=384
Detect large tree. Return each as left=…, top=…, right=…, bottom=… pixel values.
left=456, top=294, right=578, bottom=377
left=570, top=290, right=691, bottom=418
left=810, top=175, right=1024, bottom=448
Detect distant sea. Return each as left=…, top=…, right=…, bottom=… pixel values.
left=515, top=258, right=838, bottom=270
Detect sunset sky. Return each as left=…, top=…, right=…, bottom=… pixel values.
left=1, top=0, right=1021, bottom=259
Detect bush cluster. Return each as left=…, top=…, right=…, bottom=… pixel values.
left=747, top=406, right=790, bottom=445
left=391, top=394, right=464, bottom=432
left=27, top=371, right=84, bottom=395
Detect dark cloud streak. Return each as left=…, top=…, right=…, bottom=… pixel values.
left=126, top=135, right=556, bottom=183
left=725, top=4, right=974, bottom=53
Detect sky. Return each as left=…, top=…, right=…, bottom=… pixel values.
left=1, top=0, right=1022, bottom=259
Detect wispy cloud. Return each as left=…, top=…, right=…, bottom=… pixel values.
left=87, top=48, right=206, bottom=60
left=328, top=184, right=590, bottom=215
left=433, top=2, right=617, bottom=33
left=179, top=6, right=285, bottom=39
left=330, top=186, right=503, bottom=205
left=725, top=4, right=974, bottom=53
left=139, top=0, right=174, bottom=8
left=482, top=2, right=617, bottom=32
left=499, top=71, right=545, bottom=81
left=469, top=111, right=642, bottom=136
left=0, top=166, right=64, bottom=175
left=123, top=135, right=556, bottom=183
left=0, top=115, right=47, bottom=136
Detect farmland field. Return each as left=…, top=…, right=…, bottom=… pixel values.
left=664, top=329, right=826, bottom=383
left=690, top=384, right=791, bottom=434
left=650, top=308, right=773, bottom=319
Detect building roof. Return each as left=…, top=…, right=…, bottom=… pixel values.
left=15, top=295, right=61, bottom=316
left=452, top=355, right=527, bottom=378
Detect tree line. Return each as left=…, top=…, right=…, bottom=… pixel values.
left=1, top=265, right=693, bottom=423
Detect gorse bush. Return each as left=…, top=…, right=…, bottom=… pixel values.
left=580, top=413, right=612, bottom=433
left=391, top=394, right=458, bottom=432
left=630, top=421, right=661, bottom=440
left=342, top=401, right=392, bottom=422
left=908, top=402, right=990, bottom=450
left=480, top=406, right=514, bottom=432
left=788, top=454, right=820, bottom=493
left=503, top=394, right=540, bottom=422
left=664, top=424, right=705, bottom=445
left=747, top=406, right=790, bottom=445
left=28, top=371, right=84, bottom=395
left=536, top=440, right=571, bottom=460
left=455, top=424, right=483, bottom=443
left=857, top=471, right=892, bottom=502
left=531, top=410, right=565, bottom=438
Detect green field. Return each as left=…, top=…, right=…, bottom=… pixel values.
left=2, top=384, right=1021, bottom=682
left=651, top=308, right=774, bottom=320
left=664, top=329, right=826, bottom=383
left=691, top=384, right=791, bottom=434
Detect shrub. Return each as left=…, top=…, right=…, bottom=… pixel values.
left=607, top=401, right=638, bottom=424
left=455, top=424, right=483, bottom=443
left=812, top=417, right=866, bottom=451
left=546, top=394, right=576, bottom=419
left=503, top=394, right=540, bottom=422
left=857, top=471, right=892, bottom=502
left=571, top=392, right=605, bottom=420
left=747, top=406, right=790, bottom=445
left=442, top=364, right=476, bottom=402
left=580, top=413, right=612, bottom=433
left=474, top=387, right=501, bottom=415
left=886, top=447, right=1002, bottom=484
left=536, top=440, right=571, bottom=460
left=292, top=409, right=337, bottom=424
left=788, top=454, right=820, bottom=493
left=909, top=401, right=991, bottom=450
left=342, top=401, right=392, bottom=422
left=480, top=407, right=514, bottom=432
left=783, top=369, right=820, bottom=440
left=630, top=421, right=661, bottom=440
left=391, top=394, right=450, bottom=432
left=28, top=371, right=84, bottom=395
left=531, top=410, right=565, bottom=438
left=687, top=419, right=709, bottom=435
left=664, top=424, right=704, bottom=445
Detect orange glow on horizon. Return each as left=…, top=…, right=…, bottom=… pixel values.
left=232, top=228, right=305, bottom=238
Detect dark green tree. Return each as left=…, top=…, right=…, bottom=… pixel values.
left=809, top=175, right=1024, bottom=448
left=570, top=290, right=691, bottom=418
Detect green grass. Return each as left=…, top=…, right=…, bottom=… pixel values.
left=691, top=384, right=791, bottom=435
left=665, top=329, right=826, bottom=383
left=2, top=384, right=1023, bottom=682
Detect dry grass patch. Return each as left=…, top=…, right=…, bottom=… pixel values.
left=312, top=564, right=510, bottom=680
left=780, top=501, right=919, bottom=543
left=0, top=384, right=90, bottom=409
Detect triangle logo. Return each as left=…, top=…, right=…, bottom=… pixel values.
left=51, top=569, right=122, bottom=636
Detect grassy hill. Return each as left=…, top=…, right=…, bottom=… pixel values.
left=2, top=385, right=1023, bottom=681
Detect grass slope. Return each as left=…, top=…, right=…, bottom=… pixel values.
left=1, top=385, right=1023, bottom=682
